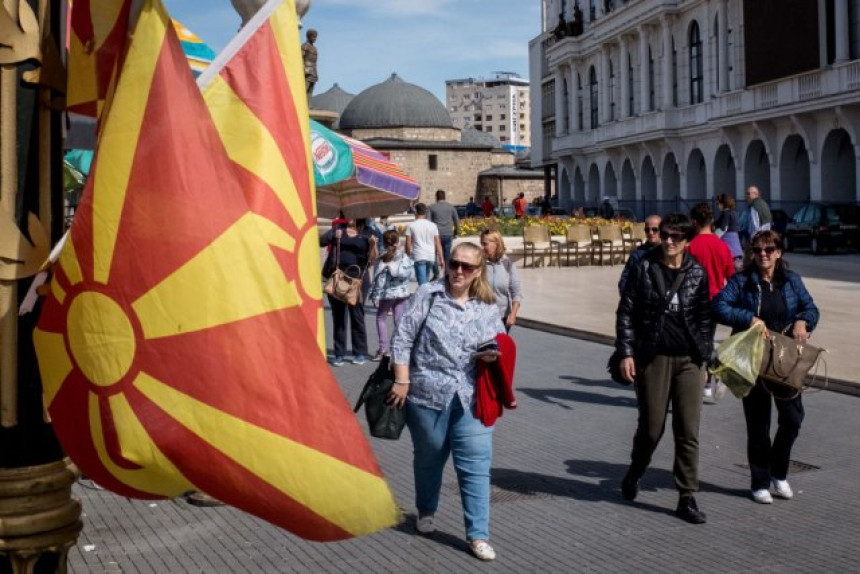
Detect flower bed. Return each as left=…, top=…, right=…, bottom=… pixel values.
left=457, top=216, right=631, bottom=237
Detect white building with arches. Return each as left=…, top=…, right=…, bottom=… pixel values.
left=529, top=0, right=860, bottom=217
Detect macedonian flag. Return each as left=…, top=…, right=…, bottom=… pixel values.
left=35, top=0, right=398, bottom=540
left=197, top=0, right=323, bottom=351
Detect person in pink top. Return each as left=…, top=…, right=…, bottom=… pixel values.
left=687, top=202, right=735, bottom=402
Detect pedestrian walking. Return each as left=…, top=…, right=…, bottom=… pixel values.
left=513, top=192, right=526, bottom=219
left=405, top=203, right=443, bottom=285
left=428, top=189, right=460, bottom=278
left=615, top=213, right=713, bottom=524
left=712, top=230, right=819, bottom=505
left=320, top=218, right=378, bottom=366
left=480, top=229, right=522, bottom=332
left=687, top=202, right=736, bottom=402
left=389, top=242, right=505, bottom=562
left=715, top=193, right=744, bottom=271
left=618, top=214, right=661, bottom=295
left=743, top=185, right=773, bottom=242
left=368, top=229, right=414, bottom=362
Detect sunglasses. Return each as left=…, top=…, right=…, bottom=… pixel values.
left=659, top=231, right=687, bottom=243
left=751, top=246, right=777, bottom=255
left=448, top=259, right=479, bottom=273
left=645, top=227, right=660, bottom=233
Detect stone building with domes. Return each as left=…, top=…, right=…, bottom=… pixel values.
left=310, top=83, right=354, bottom=129
left=322, top=73, right=549, bottom=210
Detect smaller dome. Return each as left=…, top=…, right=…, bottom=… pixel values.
left=340, top=73, right=453, bottom=130
left=311, top=83, right=355, bottom=118
left=461, top=127, right=501, bottom=148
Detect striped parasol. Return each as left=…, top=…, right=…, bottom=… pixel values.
left=310, top=120, right=420, bottom=218
left=172, top=19, right=215, bottom=77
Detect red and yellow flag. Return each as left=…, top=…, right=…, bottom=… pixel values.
left=198, top=0, right=323, bottom=351
left=66, top=0, right=133, bottom=118
left=36, top=0, right=398, bottom=541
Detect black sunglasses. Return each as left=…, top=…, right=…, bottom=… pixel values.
left=659, top=231, right=687, bottom=243
left=645, top=226, right=660, bottom=233
left=448, top=259, right=479, bottom=273
left=751, top=246, right=777, bottom=255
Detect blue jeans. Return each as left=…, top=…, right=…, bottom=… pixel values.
left=406, top=398, right=494, bottom=541
left=414, top=260, right=434, bottom=285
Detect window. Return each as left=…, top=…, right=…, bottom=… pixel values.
left=628, top=53, right=634, bottom=115
left=486, top=126, right=493, bottom=132
left=648, top=46, right=655, bottom=111
left=689, top=21, right=703, bottom=104
left=499, top=125, right=506, bottom=131
left=428, top=154, right=438, bottom=170
left=589, top=66, right=599, bottom=129
left=542, top=80, right=555, bottom=120
left=672, top=37, right=678, bottom=106
left=577, top=72, right=583, bottom=129
left=485, top=115, right=493, bottom=121
left=609, top=59, right=616, bottom=121
left=714, top=16, right=720, bottom=92
left=500, top=136, right=507, bottom=142
left=501, top=114, right=507, bottom=120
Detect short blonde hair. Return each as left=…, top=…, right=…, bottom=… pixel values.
left=479, top=229, right=507, bottom=257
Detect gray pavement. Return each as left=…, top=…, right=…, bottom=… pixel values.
left=69, top=311, right=860, bottom=573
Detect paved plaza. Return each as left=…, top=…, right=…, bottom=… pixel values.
left=68, top=254, right=860, bottom=572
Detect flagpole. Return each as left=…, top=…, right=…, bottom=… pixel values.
left=0, top=0, right=83, bottom=571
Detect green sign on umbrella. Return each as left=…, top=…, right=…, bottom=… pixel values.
left=309, top=120, right=354, bottom=187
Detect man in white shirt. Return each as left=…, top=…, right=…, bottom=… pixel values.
left=406, top=203, right=444, bottom=285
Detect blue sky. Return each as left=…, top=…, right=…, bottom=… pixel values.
left=163, top=0, right=540, bottom=102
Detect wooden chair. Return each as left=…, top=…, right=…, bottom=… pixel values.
left=624, top=222, right=646, bottom=251
left=522, top=225, right=561, bottom=268
left=596, top=223, right=628, bottom=266
left=564, top=223, right=595, bottom=266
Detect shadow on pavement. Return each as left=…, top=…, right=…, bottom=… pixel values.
left=558, top=374, right=620, bottom=390
left=393, top=513, right=469, bottom=553
left=518, top=387, right=637, bottom=409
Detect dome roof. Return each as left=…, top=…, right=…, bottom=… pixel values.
left=311, top=83, right=355, bottom=117
left=461, top=127, right=502, bottom=148
left=339, top=73, right=452, bottom=130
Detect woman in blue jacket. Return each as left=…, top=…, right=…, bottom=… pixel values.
left=712, top=230, right=819, bottom=505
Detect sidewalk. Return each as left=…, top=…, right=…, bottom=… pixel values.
left=514, top=252, right=860, bottom=395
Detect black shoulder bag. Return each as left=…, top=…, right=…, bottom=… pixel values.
left=354, top=292, right=439, bottom=439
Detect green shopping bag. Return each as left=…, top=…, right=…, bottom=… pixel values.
left=710, top=326, right=766, bottom=399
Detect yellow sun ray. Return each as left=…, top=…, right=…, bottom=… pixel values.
left=131, top=213, right=299, bottom=340
left=202, top=76, right=309, bottom=230
left=251, top=214, right=296, bottom=252
left=134, top=372, right=399, bottom=536
left=58, top=235, right=83, bottom=287
left=32, top=328, right=73, bottom=407
left=96, top=390, right=195, bottom=496
left=51, top=278, right=67, bottom=306
left=91, top=4, right=166, bottom=284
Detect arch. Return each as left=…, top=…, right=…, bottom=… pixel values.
left=621, top=159, right=636, bottom=200
left=559, top=166, right=573, bottom=206
left=641, top=156, right=657, bottom=200
left=686, top=148, right=707, bottom=199
left=688, top=20, right=703, bottom=104
left=743, top=140, right=771, bottom=198
left=605, top=162, right=618, bottom=197
left=662, top=153, right=680, bottom=201
left=588, top=163, right=601, bottom=202
left=574, top=165, right=586, bottom=203
left=713, top=144, right=737, bottom=198
left=821, top=129, right=856, bottom=202
left=779, top=135, right=810, bottom=203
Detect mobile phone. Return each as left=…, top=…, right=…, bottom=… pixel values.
left=477, top=340, right=499, bottom=353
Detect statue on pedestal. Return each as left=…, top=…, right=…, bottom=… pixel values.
left=302, top=28, right=318, bottom=98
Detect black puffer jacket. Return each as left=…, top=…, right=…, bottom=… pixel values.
left=615, top=250, right=713, bottom=365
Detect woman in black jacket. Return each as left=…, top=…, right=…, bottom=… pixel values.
left=615, top=213, right=713, bottom=524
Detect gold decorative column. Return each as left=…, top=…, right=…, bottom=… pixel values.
left=1, top=0, right=83, bottom=571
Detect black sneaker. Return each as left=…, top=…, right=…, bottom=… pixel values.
left=621, top=469, right=640, bottom=501
left=675, top=495, right=707, bottom=524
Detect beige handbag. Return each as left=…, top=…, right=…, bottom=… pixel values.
left=324, top=266, right=363, bottom=306
left=759, top=332, right=826, bottom=398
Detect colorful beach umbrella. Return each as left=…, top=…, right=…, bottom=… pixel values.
left=172, top=19, right=215, bottom=77
left=310, top=120, right=420, bottom=218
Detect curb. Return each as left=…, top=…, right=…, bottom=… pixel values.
left=517, top=318, right=860, bottom=397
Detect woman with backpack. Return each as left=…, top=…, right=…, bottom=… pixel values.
left=368, top=229, right=414, bottom=361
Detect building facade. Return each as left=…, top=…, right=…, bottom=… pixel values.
left=529, top=0, right=860, bottom=217
left=446, top=73, right=532, bottom=149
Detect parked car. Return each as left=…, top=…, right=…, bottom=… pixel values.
left=784, top=203, right=860, bottom=254
left=771, top=209, right=789, bottom=236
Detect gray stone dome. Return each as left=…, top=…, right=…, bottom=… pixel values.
left=339, top=73, right=453, bottom=130
left=461, top=127, right=502, bottom=148
left=311, top=83, right=354, bottom=117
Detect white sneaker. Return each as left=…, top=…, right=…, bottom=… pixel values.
left=703, top=386, right=714, bottom=403
left=772, top=479, right=794, bottom=499
left=752, top=489, right=773, bottom=504
left=416, top=514, right=435, bottom=534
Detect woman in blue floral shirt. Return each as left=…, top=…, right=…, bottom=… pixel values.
left=390, top=242, right=505, bottom=561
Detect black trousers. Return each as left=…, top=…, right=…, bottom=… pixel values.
left=328, top=294, right=368, bottom=358
left=742, top=382, right=804, bottom=490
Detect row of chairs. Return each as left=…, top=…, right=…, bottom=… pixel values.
left=522, top=222, right=647, bottom=268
